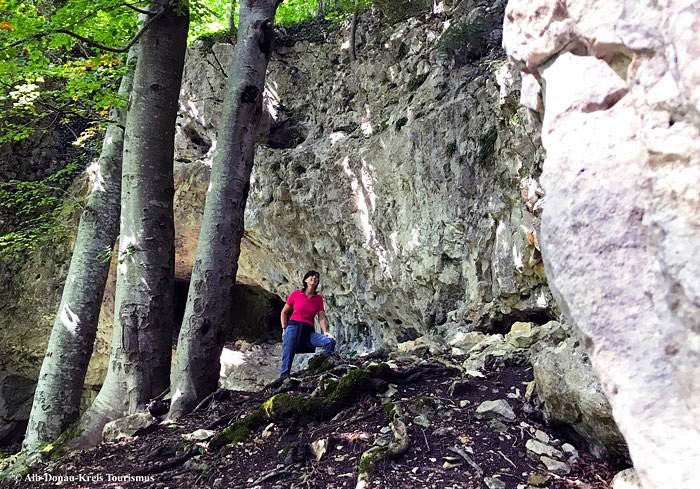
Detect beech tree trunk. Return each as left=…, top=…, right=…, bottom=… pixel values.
left=167, top=0, right=282, bottom=419
left=21, top=48, right=138, bottom=452
left=71, top=2, right=188, bottom=448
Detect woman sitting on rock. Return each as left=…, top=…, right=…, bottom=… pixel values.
left=279, top=270, right=336, bottom=377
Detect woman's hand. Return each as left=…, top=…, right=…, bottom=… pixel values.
left=318, top=311, right=335, bottom=339
left=280, top=303, right=292, bottom=331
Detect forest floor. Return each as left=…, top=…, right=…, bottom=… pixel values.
left=0, top=351, right=619, bottom=489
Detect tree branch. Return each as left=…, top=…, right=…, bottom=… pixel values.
left=1, top=7, right=164, bottom=54
left=122, top=2, right=155, bottom=15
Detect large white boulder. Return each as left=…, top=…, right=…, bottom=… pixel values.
left=504, top=1, right=700, bottom=488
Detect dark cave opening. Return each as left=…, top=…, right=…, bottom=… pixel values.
left=172, top=278, right=284, bottom=344
left=490, top=310, right=554, bottom=335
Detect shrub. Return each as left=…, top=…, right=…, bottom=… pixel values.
left=372, top=0, right=432, bottom=23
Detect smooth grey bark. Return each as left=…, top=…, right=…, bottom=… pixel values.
left=21, top=48, right=138, bottom=452
left=167, top=0, right=282, bottom=419
left=71, top=2, right=188, bottom=448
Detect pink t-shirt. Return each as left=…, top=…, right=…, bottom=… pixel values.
left=287, top=289, right=324, bottom=325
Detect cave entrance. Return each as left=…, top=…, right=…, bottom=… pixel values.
left=229, top=282, right=285, bottom=341
left=173, top=278, right=284, bottom=343
left=490, top=310, right=553, bottom=335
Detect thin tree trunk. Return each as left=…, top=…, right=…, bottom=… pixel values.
left=71, top=2, right=189, bottom=448
left=349, top=5, right=358, bottom=61
left=167, top=0, right=282, bottom=420
left=21, top=47, right=138, bottom=452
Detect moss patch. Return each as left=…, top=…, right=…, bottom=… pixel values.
left=211, top=364, right=393, bottom=451
left=359, top=446, right=388, bottom=473
left=307, top=354, right=334, bottom=373
left=413, top=395, right=437, bottom=410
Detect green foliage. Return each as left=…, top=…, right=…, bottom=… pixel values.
left=193, top=27, right=235, bottom=47
left=328, top=0, right=371, bottom=19
left=275, top=0, right=318, bottom=25
left=189, top=0, right=233, bottom=40
left=273, top=0, right=374, bottom=26
left=0, top=0, right=137, bottom=145
left=0, top=162, right=82, bottom=261
left=406, top=72, right=428, bottom=92
left=436, top=6, right=504, bottom=63
left=96, top=246, right=116, bottom=263
left=117, top=243, right=138, bottom=264
left=0, top=0, right=432, bottom=270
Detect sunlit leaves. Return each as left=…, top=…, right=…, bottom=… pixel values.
left=188, top=0, right=233, bottom=39
left=0, top=0, right=138, bottom=144
left=8, top=79, right=42, bottom=112
left=275, top=0, right=317, bottom=24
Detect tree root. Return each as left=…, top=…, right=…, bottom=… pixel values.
left=192, top=391, right=217, bottom=413
left=133, top=446, right=200, bottom=476
left=249, top=463, right=297, bottom=485
left=356, top=403, right=410, bottom=489
left=208, top=363, right=392, bottom=452
left=448, top=444, right=483, bottom=476
left=205, top=412, right=237, bottom=431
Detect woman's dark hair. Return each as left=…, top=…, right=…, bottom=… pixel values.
left=301, top=270, right=320, bottom=293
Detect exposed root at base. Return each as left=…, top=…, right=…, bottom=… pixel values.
left=356, top=403, right=410, bottom=489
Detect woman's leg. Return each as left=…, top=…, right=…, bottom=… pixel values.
left=309, top=332, right=336, bottom=355
left=280, top=324, right=298, bottom=376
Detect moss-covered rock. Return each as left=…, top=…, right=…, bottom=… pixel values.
left=306, top=353, right=336, bottom=373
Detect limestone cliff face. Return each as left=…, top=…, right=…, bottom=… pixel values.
left=0, top=6, right=551, bottom=438
left=173, top=11, right=550, bottom=353
left=504, top=1, right=700, bottom=488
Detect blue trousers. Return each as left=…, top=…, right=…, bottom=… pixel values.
left=280, top=320, right=336, bottom=377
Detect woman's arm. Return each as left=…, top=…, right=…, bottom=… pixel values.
left=280, top=303, right=292, bottom=330
left=318, top=311, right=334, bottom=338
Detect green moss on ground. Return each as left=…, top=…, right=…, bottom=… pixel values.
left=211, top=363, right=393, bottom=452
left=359, top=446, right=388, bottom=473
left=413, top=395, right=437, bottom=410
left=307, top=354, right=334, bottom=372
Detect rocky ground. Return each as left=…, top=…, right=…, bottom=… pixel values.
left=0, top=341, right=620, bottom=489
